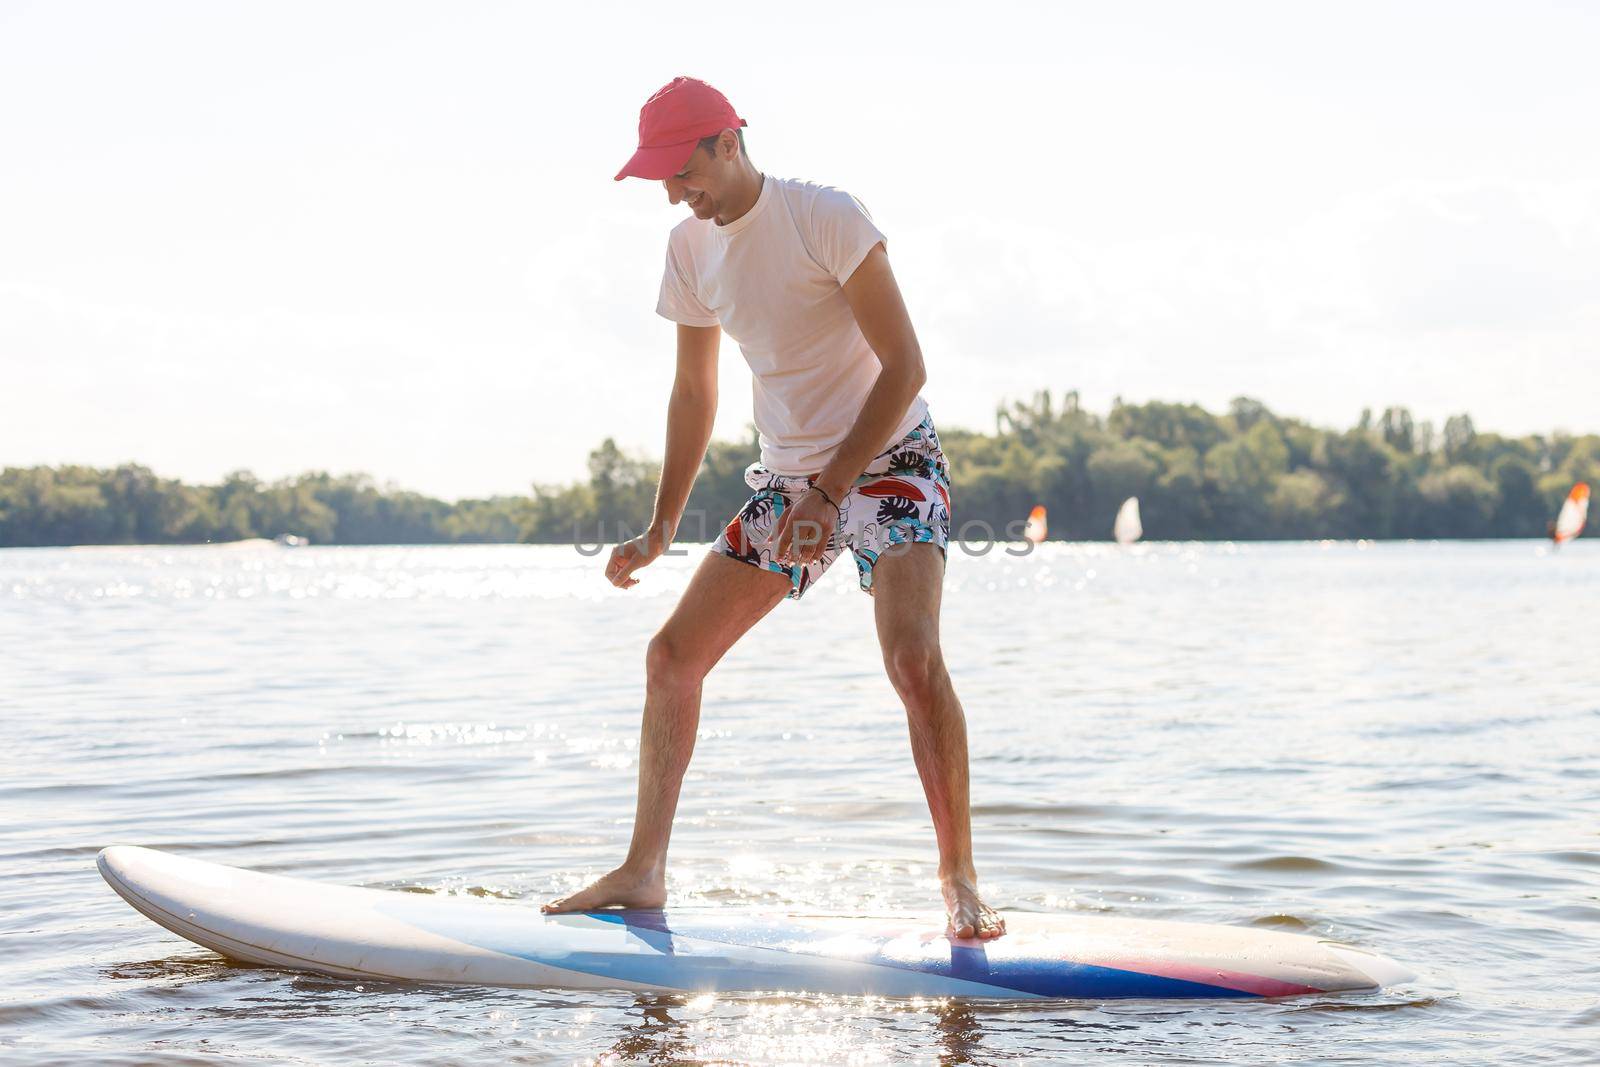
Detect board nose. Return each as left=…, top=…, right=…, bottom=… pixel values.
left=97, top=845, right=127, bottom=881
left=1322, top=942, right=1416, bottom=988
left=98, top=845, right=146, bottom=883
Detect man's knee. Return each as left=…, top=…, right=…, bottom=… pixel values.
left=883, top=640, right=946, bottom=711
left=646, top=629, right=705, bottom=694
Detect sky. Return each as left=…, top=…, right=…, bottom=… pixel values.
left=3, top=0, right=1598, bottom=499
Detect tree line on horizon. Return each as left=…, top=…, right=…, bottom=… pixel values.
left=1, top=393, right=1593, bottom=548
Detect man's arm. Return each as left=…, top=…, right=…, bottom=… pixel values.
left=651, top=324, right=721, bottom=541
left=605, top=323, right=720, bottom=588
left=773, top=243, right=926, bottom=563
left=817, top=243, right=927, bottom=499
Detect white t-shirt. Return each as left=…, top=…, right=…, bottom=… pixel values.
left=656, top=176, right=929, bottom=476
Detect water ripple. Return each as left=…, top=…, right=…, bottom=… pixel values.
left=2, top=541, right=1597, bottom=1062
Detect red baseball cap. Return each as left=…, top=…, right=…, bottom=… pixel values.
left=615, top=77, right=746, bottom=182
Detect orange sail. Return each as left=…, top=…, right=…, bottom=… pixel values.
left=1024, top=505, right=1047, bottom=545
left=1553, top=483, right=1589, bottom=545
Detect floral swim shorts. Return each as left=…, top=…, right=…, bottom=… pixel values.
left=712, top=414, right=952, bottom=599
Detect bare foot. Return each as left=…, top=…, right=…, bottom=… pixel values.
left=942, top=876, right=1006, bottom=940
left=541, top=864, right=666, bottom=913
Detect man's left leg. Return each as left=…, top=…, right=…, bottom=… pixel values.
left=871, top=542, right=1005, bottom=940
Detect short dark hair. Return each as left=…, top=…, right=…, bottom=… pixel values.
left=697, top=128, right=747, bottom=159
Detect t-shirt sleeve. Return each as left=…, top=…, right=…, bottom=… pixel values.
left=655, top=232, right=719, bottom=327
left=807, top=187, right=888, bottom=284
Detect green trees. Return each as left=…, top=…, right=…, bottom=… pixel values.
left=1416, top=466, right=1497, bottom=538
left=1490, top=455, right=1544, bottom=537
left=1, top=397, right=1594, bottom=546
left=1205, top=421, right=1289, bottom=529
left=1316, top=430, right=1406, bottom=538
left=0, top=465, right=206, bottom=546
left=1268, top=470, right=1344, bottom=539
left=0, top=468, right=114, bottom=546
left=946, top=395, right=1591, bottom=541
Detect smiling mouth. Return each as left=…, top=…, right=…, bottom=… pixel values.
left=688, top=192, right=705, bottom=208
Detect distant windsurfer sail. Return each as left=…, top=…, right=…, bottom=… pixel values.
left=1552, top=483, right=1589, bottom=546
left=1114, top=497, right=1142, bottom=545
left=1025, top=505, right=1047, bottom=545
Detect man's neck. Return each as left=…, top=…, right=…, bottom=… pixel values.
left=714, top=167, right=765, bottom=226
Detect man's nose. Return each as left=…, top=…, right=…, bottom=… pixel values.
left=662, top=179, right=681, bottom=204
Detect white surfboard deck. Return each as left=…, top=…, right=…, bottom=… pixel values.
left=98, top=846, right=1412, bottom=1000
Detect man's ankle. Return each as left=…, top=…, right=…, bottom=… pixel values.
left=938, top=866, right=979, bottom=886
left=619, top=855, right=666, bottom=880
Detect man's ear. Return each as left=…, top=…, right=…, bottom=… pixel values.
left=718, top=129, right=739, bottom=161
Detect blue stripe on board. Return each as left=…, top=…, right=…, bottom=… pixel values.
left=515, top=911, right=1026, bottom=997
left=588, top=912, right=1253, bottom=999
left=388, top=904, right=1256, bottom=1000
left=942, top=942, right=1255, bottom=999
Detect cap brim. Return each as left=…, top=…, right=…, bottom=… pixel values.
left=614, top=139, right=699, bottom=181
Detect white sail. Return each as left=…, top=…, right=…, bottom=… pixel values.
left=1554, top=483, right=1589, bottom=545
left=1114, top=496, right=1142, bottom=545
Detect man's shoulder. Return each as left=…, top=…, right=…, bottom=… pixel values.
left=667, top=215, right=709, bottom=247
left=770, top=179, right=876, bottom=252
left=664, top=215, right=717, bottom=271
left=771, top=177, right=862, bottom=213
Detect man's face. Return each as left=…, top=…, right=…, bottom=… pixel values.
left=662, top=134, right=729, bottom=221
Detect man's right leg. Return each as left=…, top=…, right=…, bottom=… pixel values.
left=543, top=551, right=791, bottom=912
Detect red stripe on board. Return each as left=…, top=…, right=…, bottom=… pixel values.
left=1099, top=959, right=1324, bottom=997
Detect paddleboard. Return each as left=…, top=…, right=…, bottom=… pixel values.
left=98, top=846, right=1411, bottom=999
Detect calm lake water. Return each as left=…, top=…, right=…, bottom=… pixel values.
left=2, top=540, right=1597, bottom=1065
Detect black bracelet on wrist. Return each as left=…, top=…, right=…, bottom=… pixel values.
left=812, top=484, right=842, bottom=519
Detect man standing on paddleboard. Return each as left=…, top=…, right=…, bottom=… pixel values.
left=544, top=77, right=1003, bottom=940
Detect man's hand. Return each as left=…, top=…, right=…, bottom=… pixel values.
left=605, top=525, right=671, bottom=589
left=772, top=489, right=838, bottom=567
